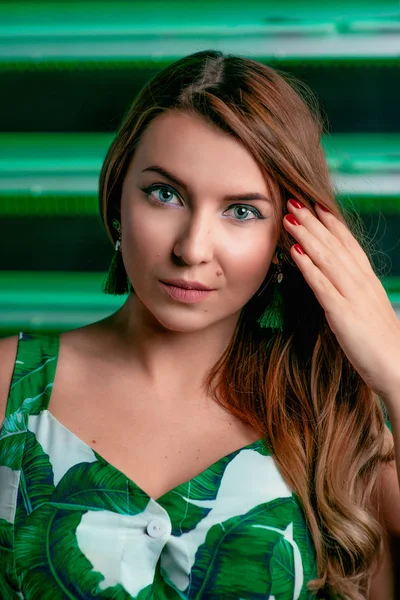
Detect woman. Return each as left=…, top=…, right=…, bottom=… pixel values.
left=0, top=50, right=399, bottom=599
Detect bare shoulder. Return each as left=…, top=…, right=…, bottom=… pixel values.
left=0, top=334, right=20, bottom=424
left=0, top=324, right=113, bottom=427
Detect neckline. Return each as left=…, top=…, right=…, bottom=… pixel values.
left=46, top=410, right=265, bottom=504
left=39, top=331, right=267, bottom=504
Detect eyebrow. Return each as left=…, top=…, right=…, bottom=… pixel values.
left=140, top=165, right=272, bottom=204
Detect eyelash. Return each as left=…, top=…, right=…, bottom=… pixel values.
left=139, top=183, right=266, bottom=222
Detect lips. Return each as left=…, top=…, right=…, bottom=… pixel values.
left=160, top=279, right=212, bottom=291
left=159, top=281, right=213, bottom=304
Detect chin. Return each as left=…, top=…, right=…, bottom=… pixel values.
left=155, top=314, right=212, bottom=333
left=134, top=292, right=234, bottom=333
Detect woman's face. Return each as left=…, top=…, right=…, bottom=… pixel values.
left=120, top=109, right=280, bottom=332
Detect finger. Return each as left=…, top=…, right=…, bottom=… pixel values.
left=286, top=201, right=380, bottom=289
left=290, top=243, right=347, bottom=314
left=283, top=212, right=364, bottom=297
left=303, top=201, right=376, bottom=276
left=314, top=203, right=391, bottom=303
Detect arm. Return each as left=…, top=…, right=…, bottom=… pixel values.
left=369, top=425, right=400, bottom=599
left=385, top=399, right=400, bottom=489
left=0, top=335, right=19, bottom=424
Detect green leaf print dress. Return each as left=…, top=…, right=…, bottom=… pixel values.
left=0, top=332, right=318, bottom=599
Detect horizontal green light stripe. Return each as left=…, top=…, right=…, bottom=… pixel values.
left=0, top=42, right=398, bottom=68
left=0, top=1, right=397, bottom=29
left=0, top=271, right=398, bottom=336
left=1, top=133, right=399, bottom=169
left=0, top=1, right=398, bottom=66
left=0, top=133, right=399, bottom=215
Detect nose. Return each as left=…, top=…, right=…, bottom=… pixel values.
left=172, top=209, right=214, bottom=265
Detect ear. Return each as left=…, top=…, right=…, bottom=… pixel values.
left=271, top=250, right=280, bottom=266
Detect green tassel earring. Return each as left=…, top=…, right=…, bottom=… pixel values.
left=102, top=219, right=131, bottom=295
left=257, top=252, right=284, bottom=332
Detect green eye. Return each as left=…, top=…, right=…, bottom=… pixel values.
left=140, top=184, right=265, bottom=221
left=140, top=184, right=180, bottom=205
left=224, top=205, right=263, bottom=221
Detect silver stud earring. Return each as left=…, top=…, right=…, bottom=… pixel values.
left=112, top=219, right=121, bottom=251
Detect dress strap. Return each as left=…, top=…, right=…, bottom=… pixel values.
left=6, top=331, right=60, bottom=418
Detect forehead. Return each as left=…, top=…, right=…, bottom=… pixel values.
left=129, top=110, right=271, bottom=194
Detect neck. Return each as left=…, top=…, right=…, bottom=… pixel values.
left=100, top=294, right=240, bottom=395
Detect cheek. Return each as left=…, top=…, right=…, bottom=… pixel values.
left=224, top=236, right=275, bottom=293
left=122, top=207, right=171, bottom=263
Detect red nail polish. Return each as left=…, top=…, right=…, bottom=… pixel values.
left=286, top=214, right=301, bottom=226
left=318, top=203, right=330, bottom=212
left=289, top=199, right=304, bottom=209
left=294, top=244, right=305, bottom=255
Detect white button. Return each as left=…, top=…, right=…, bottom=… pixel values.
left=146, top=518, right=167, bottom=538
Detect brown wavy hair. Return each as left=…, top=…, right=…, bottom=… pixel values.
left=98, top=50, right=394, bottom=598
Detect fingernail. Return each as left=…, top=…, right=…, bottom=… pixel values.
left=286, top=214, right=301, bottom=226
left=294, top=244, right=305, bottom=255
left=289, top=199, right=304, bottom=209
left=318, top=203, right=330, bottom=212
